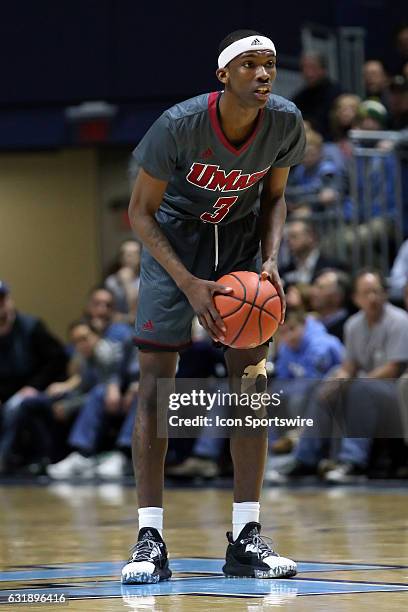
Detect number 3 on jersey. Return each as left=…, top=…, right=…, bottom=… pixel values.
left=200, top=196, right=238, bottom=224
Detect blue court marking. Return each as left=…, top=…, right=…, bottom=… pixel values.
left=0, top=559, right=400, bottom=583
left=0, top=576, right=408, bottom=601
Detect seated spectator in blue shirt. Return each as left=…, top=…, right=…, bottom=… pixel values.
left=269, top=309, right=344, bottom=455
left=286, top=128, right=343, bottom=212
left=275, top=308, right=344, bottom=381
left=46, top=319, right=128, bottom=479
left=47, top=319, right=123, bottom=403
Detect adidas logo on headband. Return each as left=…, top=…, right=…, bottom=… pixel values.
left=218, top=35, right=276, bottom=68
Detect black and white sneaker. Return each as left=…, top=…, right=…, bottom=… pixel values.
left=121, top=527, right=172, bottom=584
left=223, top=522, right=297, bottom=579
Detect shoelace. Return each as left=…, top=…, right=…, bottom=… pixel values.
left=242, top=532, right=277, bottom=559
left=129, top=538, right=163, bottom=562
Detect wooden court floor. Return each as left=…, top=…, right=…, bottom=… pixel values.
left=0, top=483, right=407, bottom=610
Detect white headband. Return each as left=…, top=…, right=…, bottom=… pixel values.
left=218, top=35, right=276, bottom=69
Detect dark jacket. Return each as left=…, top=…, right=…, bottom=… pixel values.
left=293, top=78, right=343, bottom=139
left=280, top=253, right=348, bottom=287
left=0, top=313, right=68, bottom=403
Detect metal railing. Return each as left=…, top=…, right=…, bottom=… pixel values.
left=301, top=23, right=365, bottom=97
left=348, top=129, right=406, bottom=275
left=286, top=130, right=408, bottom=275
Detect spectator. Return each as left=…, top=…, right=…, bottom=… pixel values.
left=280, top=218, right=346, bottom=286
left=83, top=286, right=136, bottom=385
left=275, top=308, right=344, bottom=380
left=267, top=309, right=344, bottom=468
left=0, top=281, right=68, bottom=473
left=329, top=94, right=361, bottom=159
left=397, top=284, right=408, bottom=464
left=388, top=76, right=408, bottom=130
left=389, top=238, right=408, bottom=301
left=104, top=239, right=141, bottom=325
left=286, top=128, right=342, bottom=211
left=343, top=100, right=397, bottom=246
left=93, top=383, right=138, bottom=479
left=84, top=287, right=133, bottom=342
left=54, top=319, right=123, bottom=396
left=390, top=24, right=408, bottom=77
left=165, top=319, right=227, bottom=478
left=46, top=320, right=126, bottom=478
left=292, top=51, right=343, bottom=139
left=284, top=269, right=408, bottom=482
left=285, top=283, right=313, bottom=312
left=356, top=98, right=388, bottom=132
left=363, top=60, right=391, bottom=110
left=310, top=269, right=351, bottom=341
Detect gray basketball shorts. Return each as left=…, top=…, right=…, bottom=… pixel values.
left=134, top=209, right=261, bottom=351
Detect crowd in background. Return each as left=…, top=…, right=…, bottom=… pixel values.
left=1, top=28, right=408, bottom=484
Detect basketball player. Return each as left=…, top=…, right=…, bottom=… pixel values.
left=122, top=30, right=306, bottom=584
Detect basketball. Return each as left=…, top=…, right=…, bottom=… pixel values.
left=214, top=271, right=281, bottom=349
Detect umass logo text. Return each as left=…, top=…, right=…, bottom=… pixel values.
left=187, top=163, right=270, bottom=192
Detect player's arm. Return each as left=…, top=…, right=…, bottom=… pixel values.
left=128, top=169, right=231, bottom=341
left=259, top=166, right=290, bottom=323
left=129, top=169, right=191, bottom=289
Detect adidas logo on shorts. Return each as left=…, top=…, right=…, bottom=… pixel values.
left=142, top=320, right=154, bottom=331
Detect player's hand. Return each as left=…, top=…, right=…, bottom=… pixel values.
left=261, top=260, right=286, bottom=324
left=181, top=277, right=232, bottom=342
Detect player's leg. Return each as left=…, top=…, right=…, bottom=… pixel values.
left=121, top=244, right=195, bottom=585
left=225, top=344, right=269, bottom=503
left=134, top=350, right=178, bottom=508
left=222, top=345, right=297, bottom=579
left=121, top=350, right=177, bottom=585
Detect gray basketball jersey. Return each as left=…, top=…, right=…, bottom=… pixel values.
left=133, top=92, right=306, bottom=224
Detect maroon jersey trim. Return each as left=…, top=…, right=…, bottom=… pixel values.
left=208, top=91, right=264, bottom=156
left=133, top=336, right=192, bottom=350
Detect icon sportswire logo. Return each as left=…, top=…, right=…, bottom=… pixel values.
left=186, top=163, right=270, bottom=192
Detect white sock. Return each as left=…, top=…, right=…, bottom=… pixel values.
left=138, top=507, right=163, bottom=537
left=232, top=501, right=260, bottom=541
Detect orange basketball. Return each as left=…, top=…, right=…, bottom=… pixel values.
left=214, top=271, right=281, bottom=349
